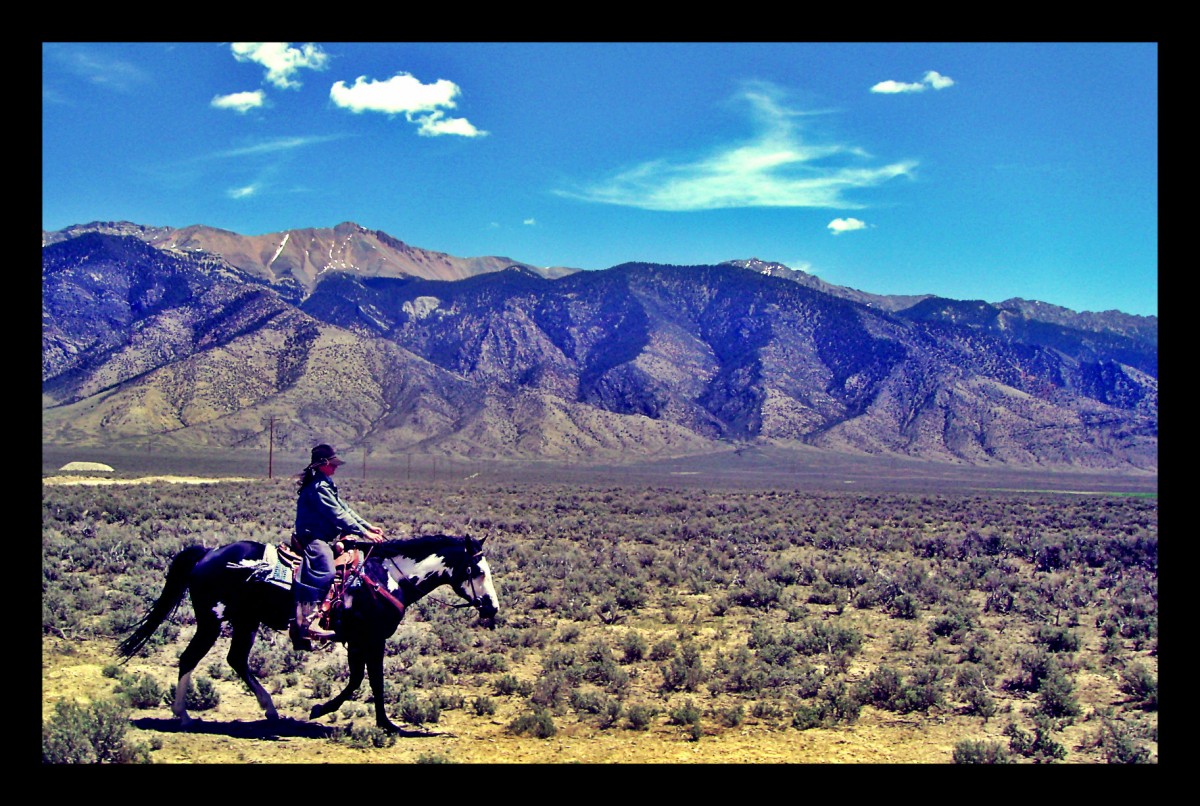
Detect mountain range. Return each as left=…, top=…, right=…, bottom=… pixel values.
left=41, top=221, right=1157, bottom=471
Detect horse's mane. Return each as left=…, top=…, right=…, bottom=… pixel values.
left=352, top=533, right=470, bottom=560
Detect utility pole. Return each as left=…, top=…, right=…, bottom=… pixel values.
left=267, top=415, right=276, bottom=479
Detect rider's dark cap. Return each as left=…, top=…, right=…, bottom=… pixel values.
left=310, top=444, right=346, bottom=467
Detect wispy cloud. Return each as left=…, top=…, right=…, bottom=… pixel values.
left=560, top=83, right=914, bottom=211
left=209, top=135, right=345, bottom=160
left=227, top=183, right=261, bottom=199
left=211, top=90, right=266, bottom=113
left=43, top=44, right=150, bottom=93
left=329, top=72, right=487, bottom=137
left=871, top=70, right=956, bottom=94
left=231, top=42, right=329, bottom=90
left=524, top=218, right=537, bottom=226
left=828, top=217, right=868, bottom=235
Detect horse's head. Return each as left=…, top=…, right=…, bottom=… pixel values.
left=451, top=535, right=499, bottom=627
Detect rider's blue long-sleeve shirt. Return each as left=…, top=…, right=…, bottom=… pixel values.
left=295, top=472, right=373, bottom=543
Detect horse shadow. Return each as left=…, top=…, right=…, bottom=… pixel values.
left=130, top=716, right=444, bottom=740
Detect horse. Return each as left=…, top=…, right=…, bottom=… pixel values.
left=117, top=534, right=499, bottom=733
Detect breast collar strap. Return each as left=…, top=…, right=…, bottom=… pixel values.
left=353, top=546, right=406, bottom=616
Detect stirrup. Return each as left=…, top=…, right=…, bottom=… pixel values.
left=290, top=623, right=314, bottom=652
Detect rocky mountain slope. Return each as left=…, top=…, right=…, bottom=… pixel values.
left=42, top=220, right=576, bottom=304
left=41, top=227, right=1157, bottom=470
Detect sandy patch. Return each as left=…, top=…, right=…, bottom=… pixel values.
left=42, top=475, right=258, bottom=486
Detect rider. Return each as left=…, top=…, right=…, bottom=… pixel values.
left=292, top=444, right=384, bottom=649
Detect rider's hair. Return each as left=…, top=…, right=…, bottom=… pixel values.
left=295, top=463, right=324, bottom=492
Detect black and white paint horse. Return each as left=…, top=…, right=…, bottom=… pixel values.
left=117, top=534, right=498, bottom=732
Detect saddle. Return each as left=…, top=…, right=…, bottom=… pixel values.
left=258, top=538, right=367, bottom=629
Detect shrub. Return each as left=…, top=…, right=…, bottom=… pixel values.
left=1004, top=717, right=1066, bottom=763
left=791, top=702, right=823, bottom=730
left=472, top=696, right=497, bottom=716
left=508, top=708, right=557, bottom=739
left=860, top=664, right=944, bottom=714
left=717, top=704, right=744, bottom=728
left=42, top=699, right=151, bottom=764
left=620, top=630, right=648, bottom=663
left=625, top=703, right=657, bottom=730
left=953, top=739, right=1012, bottom=764
left=659, top=642, right=705, bottom=693
left=649, top=638, right=677, bottom=661
left=1034, top=625, right=1082, bottom=653
left=396, top=693, right=440, bottom=726
left=494, top=674, right=532, bottom=697
left=1095, top=718, right=1153, bottom=764
left=1118, top=662, right=1158, bottom=711
left=1006, top=648, right=1057, bottom=693
left=954, top=665, right=998, bottom=719
left=115, top=672, right=167, bottom=709
left=167, top=676, right=221, bottom=711
left=889, top=593, right=919, bottom=620
left=329, top=721, right=396, bottom=749
left=1035, top=669, right=1080, bottom=719
left=667, top=698, right=702, bottom=728
left=818, top=678, right=862, bottom=724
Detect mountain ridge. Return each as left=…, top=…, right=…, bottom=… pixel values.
left=41, top=225, right=1157, bottom=471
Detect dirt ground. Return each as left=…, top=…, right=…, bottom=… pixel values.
left=44, top=638, right=997, bottom=764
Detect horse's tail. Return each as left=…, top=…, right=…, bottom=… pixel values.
left=116, top=544, right=211, bottom=661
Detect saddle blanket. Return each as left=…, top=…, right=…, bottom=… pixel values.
left=229, top=543, right=293, bottom=590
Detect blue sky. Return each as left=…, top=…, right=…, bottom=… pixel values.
left=42, top=42, right=1157, bottom=316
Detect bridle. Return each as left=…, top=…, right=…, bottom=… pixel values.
left=447, top=552, right=492, bottom=614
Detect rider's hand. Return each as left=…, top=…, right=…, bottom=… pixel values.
left=365, top=526, right=385, bottom=543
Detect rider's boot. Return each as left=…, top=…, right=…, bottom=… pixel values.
left=291, top=599, right=335, bottom=650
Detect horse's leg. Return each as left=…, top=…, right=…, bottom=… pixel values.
left=364, top=637, right=399, bottom=732
left=174, top=611, right=221, bottom=728
left=226, top=620, right=278, bottom=721
left=309, top=639, right=366, bottom=722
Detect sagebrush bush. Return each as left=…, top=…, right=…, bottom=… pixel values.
left=115, top=672, right=167, bottom=709
left=42, top=699, right=150, bottom=764
left=953, top=739, right=1011, bottom=764
left=508, top=708, right=557, bottom=738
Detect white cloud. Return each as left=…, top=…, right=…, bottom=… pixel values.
left=231, top=42, right=328, bottom=90
left=561, top=83, right=914, bottom=211
left=871, top=70, right=956, bottom=94
left=415, top=111, right=485, bottom=138
left=871, top=80, right=925, bottom=94
left=211, top=90, right=265, bottom=113
left=330, top=72, right=487, bottom=137
left=227, top=183, right=260, bottom=199
left=524, top=218, right=537, bottom=226
left=828, top=217, right=867, bottom=235
left=923, top=70, right=955, bottom=90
